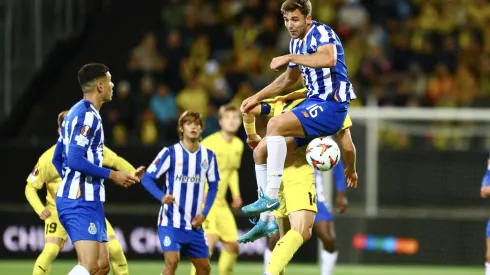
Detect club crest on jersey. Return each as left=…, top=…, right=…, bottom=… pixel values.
left=201, top=160, right=209, bottom=170
left=31, top=167, right=39, bottom=176
left=88, top=223, right=97, bottom=235
left=164, top=236, right=171, bottom=247
left=80, top=125, right=91, bottom=137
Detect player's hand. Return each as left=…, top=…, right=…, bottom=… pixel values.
left=109, top=170, right=139, bottom=188
left=241, top=95, right=260, bottom=114
left=336, top=192, right=348, bottom=213
left=246, top=134, right=262, bottom=150
left=231, top=196, right=243, bottom=209
left=481, top=186, right=490, bottom=198
left=345, top=168, right=358, bottom=188
left=161, top=194, right=175, bottom=204
left=134, top=166, right=146, bottom=181
left=270, top=55, right=291, bottom=72
left=192, top=214, right=206, bottom=229
left=39, top=208, right=51, bottom=220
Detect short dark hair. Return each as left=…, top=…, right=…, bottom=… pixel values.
left=178, top=111, right=204, bottom=140
left=77, top=63, right=109, bottom=92
left=281, top=0, right=312, bottom=16
left=57, top=110, right=69, bottom=128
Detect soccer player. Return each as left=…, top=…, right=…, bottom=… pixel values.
left=265, top=169, right=348, bottom=275
left=239, top=0, right=358, bottom=218
left=240, top=88, right=353, bottom=275
left=26, top=110, right=135, bottom=275
left=141, top=111, right=220, bottom=275
left=53, top=63, right=143, bottom=275
left=189, top=104, right=244, bottom=275
left=480, top=158, right=490, bottom=275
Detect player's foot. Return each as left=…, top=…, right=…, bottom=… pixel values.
left=242, top=194, right=279, bottom=214
left=237, top=219, right=278, bottom=243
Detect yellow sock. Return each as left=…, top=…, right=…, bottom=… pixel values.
left=33, top=243, right=60, bottom=275
left=108, top=239, right=129, bottom=275
left=191, top=249, right=213, bottom=275
left=265, top=230, right=303, bottom=275
left=218, top=250, right=238, bottom=275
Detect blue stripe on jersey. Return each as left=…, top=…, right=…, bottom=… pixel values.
left=167, top=146, right=176, bottom=226
left=179, top=149, right=190, bottom=228
left=190, top=150, right=202, bottom=220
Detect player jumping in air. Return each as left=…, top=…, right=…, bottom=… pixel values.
left=190, top=104, right=244, bottom=275
left=241, top=88, right=353, bottom=275
left=239, top=0, right=358, bottom=243
left=480, top=156, right=490, bottom=275
left=141, top=111, right=220, bottom=275
left=53, top=63, right=144, bottom=275
left=26, top=110, right=137, bottom=275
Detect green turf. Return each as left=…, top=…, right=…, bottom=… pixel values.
left=0, top=260, right=481, bottom=275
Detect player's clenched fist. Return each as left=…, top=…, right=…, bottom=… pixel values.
left=109, top=170, right=139, bottom=187
left=161, top=194, right=175, bottom=204
left=39, top=208, right=51, bottom=220
left=246, top=134, right=261, bottom=150
left=191, top=213, right=205, bottom=228
left=240, top=95, right=259, bottom=114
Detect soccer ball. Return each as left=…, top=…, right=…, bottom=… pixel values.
left=306, top=137, right=341, bottom=171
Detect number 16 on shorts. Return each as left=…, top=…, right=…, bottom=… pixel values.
left=306, top=104, right=324, bottom=118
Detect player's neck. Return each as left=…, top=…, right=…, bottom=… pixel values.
left=219, top=130, right=234, bottom=142
left=181, top=138, right=200, bottom=153
left=300, top=24, right=313, bottom=40
left=83, top=93, right=103, bottom=110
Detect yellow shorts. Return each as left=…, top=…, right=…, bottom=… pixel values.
left=44, top=210, right=68, bottom=241
left=202, top=203, right=238, bottom=242
left=274, top=164, right=317, bottom=219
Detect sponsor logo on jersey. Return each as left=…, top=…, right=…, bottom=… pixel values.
left=175, top=174, right=201, bottom=183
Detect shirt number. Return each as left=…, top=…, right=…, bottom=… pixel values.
left=306, top=104, right=324, bottom=118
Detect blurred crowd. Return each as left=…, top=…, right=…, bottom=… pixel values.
left=101, top=0, right=490, bottom=148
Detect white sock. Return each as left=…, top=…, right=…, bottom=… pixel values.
left=264, top=248, right=272, bottom=272
left=321, top=250, right=338, bottom=275
left=67, top=264, right=90, bottom=275
left=266, top=136, right=287, bottom=199
left=255, top=164, right=267, bottom=198
left=486, top=262, right=490, bottom=275
left=260, top=211, right=274, bottom=222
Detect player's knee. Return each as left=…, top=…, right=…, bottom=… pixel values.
left=300, top=227, right=313, bottom=241
left=98, top=261, right=111, bottom=275
left=253, top=140, right=267, bottom=163
left=196, top=261, right=211, bottom=275
left=225, top=241, right=239, bottom=254
left=321, top=237, right=336, bottom=252
left=165, top=257, right=179, bottom=270
left=79, top=257, right=99, bottom=274
left=266, top=116, right=283, bottom=136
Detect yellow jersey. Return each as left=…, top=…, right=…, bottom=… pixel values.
left=26, top=145, right=136, bottom=215
left=201, top=132, right=244, bottom=207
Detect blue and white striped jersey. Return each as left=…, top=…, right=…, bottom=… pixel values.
left=288, top=20, right=357, bottom=102
left=146, top=142, right=220, bottom=230
left=56, top=99, right=106, bottom=202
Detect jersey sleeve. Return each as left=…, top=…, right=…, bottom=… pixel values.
left=146, top=147, right=171, bottom=180
left=206, top=152, right=220, bottom=183
left=288, top=39, right=298, bottom=68
left=69, top=110, right=99, bottom=152
left=27, top=152, right=59, bottom=190
left=103, top=146, right=136, bottom=174
left=315, top=25, right=337, bottom=48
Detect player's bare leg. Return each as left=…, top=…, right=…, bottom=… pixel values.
left=314, top=221, right=338, bottom=275
left=219, top=241, right=239, bottom=275
left=162, top=251, right=180, bottom=275
left=71, top=240, right=101, bottom=274
left=95, top=242, right=110, bottom=275
left=33, top=237, right=64, bottom=275
left=190, top=257, right=211, bottom=275
left=190, top=234, right=218, bottom=275
left=266, top=210, right=315, bottom=275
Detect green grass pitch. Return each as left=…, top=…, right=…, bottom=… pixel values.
left=0, top=260, right=482, bottom=275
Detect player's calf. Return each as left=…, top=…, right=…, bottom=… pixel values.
left=190, top=258, right=211, bottom=275
left=314, top=221, right=336, bottom=253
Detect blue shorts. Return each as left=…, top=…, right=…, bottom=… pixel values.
left=291, top=99, right=348, bottom=148
left=314, top=201, right=334, bottom=223
left=56, top=197, right=107, bottom=243
left=486, top=219, right=490, bottom=238
left=158, top=226, right=209, bottom=258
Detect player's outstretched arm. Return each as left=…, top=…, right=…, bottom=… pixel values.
left=141, top=173, right=166, bottom=201
left=332, top=160, right=348, bottom=213
left=240, top=66, right=301, bottom=114
left=201, top=153, right=220, bottom=217
left=336, top=128, right=357, bottom=188
left=480, top=158, right=490, bottom=198
left=287, top=44, right=337, bottom=69
left=141, top=147, right=171, bottom=201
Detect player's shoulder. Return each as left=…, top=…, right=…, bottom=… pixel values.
left=67, top=100, right=101, bottom=121
left=201, top=132, right=219, bottom=143
left=38, top=144, right=57, bottom=165
left=200, top=145, right=217, bottom=158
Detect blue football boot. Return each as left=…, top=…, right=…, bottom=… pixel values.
left=237, top=219, right=279, bottom=243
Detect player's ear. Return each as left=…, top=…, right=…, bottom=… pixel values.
left=306, top=15, right=312, bottom=25
left=96, top=80, right=104, bottom=93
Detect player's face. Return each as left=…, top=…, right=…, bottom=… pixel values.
left=283, top=9, right=312, bottom=39
left=219, top=111, right=242, bottom=134
left=182, top=121, right=202, bottom=141
left=100, top=72, right=114, bottom=102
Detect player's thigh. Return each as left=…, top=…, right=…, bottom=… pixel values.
left=282, top=165, right=317, bottom=216
left=288, top=210, right=316, bottom=241
left=204, top=233, right=219, bottom=252
left=44, top=214, right=68, bottom=248
left=291, top=99, right=348, bottom=139
left=216, top=207, right=239, bottom=243
left=266, top=111, right=306, bottom=137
